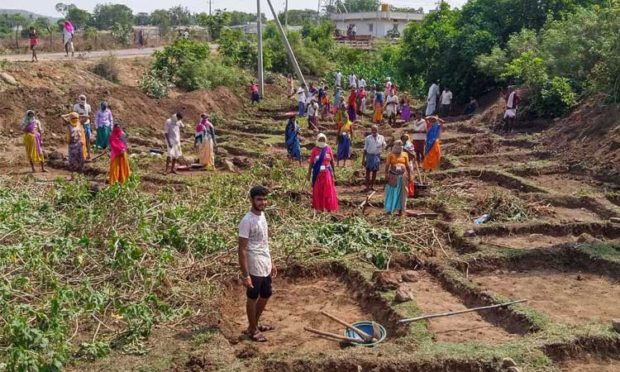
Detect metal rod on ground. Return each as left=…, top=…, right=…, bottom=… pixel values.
left=320, top=311, right=373, bottom=342
left=304, top=327, right=364, bottom=343
left=257, top=0, right=264, bottom=97
left=399, top=299, right=528, bottom=324
left=265, top=0, right=307, bottom=88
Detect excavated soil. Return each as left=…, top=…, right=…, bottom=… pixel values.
left=471, top=269, right=620, bottom=325
left=219, top=276, right=375, bottom=355
left=401, top=272, right=517, bottom=343
left=558, top=358, right=620, bottom=371
left=475, top=233, right=583, bottom=250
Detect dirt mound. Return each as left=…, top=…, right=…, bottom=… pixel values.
left=0, top=60, right=246, bottom=153
left=541, top=98, right=620, bottom=183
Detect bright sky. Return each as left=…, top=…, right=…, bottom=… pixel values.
left=2, top=1, right=468, bottom=18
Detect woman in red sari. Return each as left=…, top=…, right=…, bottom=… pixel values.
left=307, top=133, right=339, bottom=212
left=109, top=123, right=131, bottom=185
left=347, top=89, right=357, bottom=121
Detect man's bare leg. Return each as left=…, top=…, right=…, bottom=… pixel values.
left=255, top=297, right=269, bottom=328
left=364, top=169, right=370, bottom=191
left=170, top=159, right=177, bottom=174
left=370, top=171, right=377, bottom=190
left=165, top=157, right=170, bottom=173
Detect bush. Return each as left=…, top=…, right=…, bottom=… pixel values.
left=138, top=69, right=168, bottom=98
left=535, top=76, right=576, bottom=117
left=90, top=55, right=120, bottom=83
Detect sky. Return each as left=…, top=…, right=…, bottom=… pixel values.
left=2, top=1, right=468, bottom=18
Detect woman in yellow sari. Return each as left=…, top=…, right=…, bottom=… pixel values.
left=194, top=113, right=216, bottom=169
left=373, top=91, right=384, bottom=124
left=20, top=110, right=46, bottom=173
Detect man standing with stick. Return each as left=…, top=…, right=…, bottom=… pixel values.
left=238, top=186, right=277, bottom=342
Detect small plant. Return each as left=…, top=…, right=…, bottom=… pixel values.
left=138, top=68, right=169, bottom=98
left=90, top=55, right=120, bottom=83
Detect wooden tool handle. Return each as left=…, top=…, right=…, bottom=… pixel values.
left=320, top=311, right=372, bottom=341
left=303, top=327, right=363, bottom=343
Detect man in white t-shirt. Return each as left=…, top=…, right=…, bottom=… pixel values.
left=335, top=71, right=342, bottom=88
left=291, top=83, right=307, bottom=117
left=358, top=77, right=366, bottom=89
left=440, top=87, right=453, bottom=117
left=348, top=74, right=357, bottom=89
left=307, top=98, right=319, bottom=131
left=411, top=111, right=427, bottom=163
left=362, top=125, right=386, bottom=192
left=238, top=186, right=276, bottom=342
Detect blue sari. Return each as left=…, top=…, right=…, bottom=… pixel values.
left=424, top=123, right=441, bottom=155
left=312, top=146, right=328, bottom=186
left=285, top=119, right=301, bottom=161
left=337, top=133, right=351, bottom=161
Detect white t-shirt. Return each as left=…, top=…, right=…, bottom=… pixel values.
left=364, top=134, right=386, bottom=155
left=73, top=103, right=92, bottom=124
left=239, top=211, right=272, bottom=277
left=349, top=75, right=357, bottom=88
left=335, top=72, right=342, bottom=86
left=412, top=119, right=427, bottom=140
left=296, top=87, right=306, bottom=103
left=359, top=79, right=366, bottom=89
left=441, top=90, right=453, bottom=105
left=307, top=102, right=319, bottom=117
left=164, top=118, right=184, bottom=145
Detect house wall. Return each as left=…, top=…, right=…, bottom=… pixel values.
left=334, top=19, right=410, bottom=37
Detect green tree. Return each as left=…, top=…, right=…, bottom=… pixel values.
left=150, top=9, right=172, bottom=36
left=66, top=6, right=92, bottom=29
left=92, top=3, right=133, bottom=30
left=228, top=11, right=264, bottom=26
left=168, top=5, right=193, bottom=26
left=333, top=0, right=380, bottom=12
left=278, top=9, right=318, bottom=25
left=134, top=12, right=150, bottom=26
left=195, top=10, right=231, bottom=40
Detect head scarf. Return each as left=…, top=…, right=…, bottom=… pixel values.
left=100, top=101, right=108, bottom=111
left=21, top=110, right=36, bottom=131
left=392, top=140, right=403, bottom=154
left=68, top=112, right=80, bottom=127
left=316, top=133, right=327, bottom=149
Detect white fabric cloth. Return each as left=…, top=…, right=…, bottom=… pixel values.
left=296, top=87, right=305, bottom=103
left=504, top=91, right=517, bottom=118
left=412, top=119, right=427, bottom=140
left=73, top=103, right=92, bottom=124
left=385, top=95, right=399, bottom=116
left=364, top=134, right=386, bottom=155
left=349, top=74, right=357, bottom=89
left=441, top=90, right=453, bottom=105
left=239, top=211, right=272, bottom=277
left=164, top=116, right=184, bottom=159
left=426, top=83, right=440, bottom=116
left=335, top=72, right=342, bottom=87
left=63, top=30, right=73, bottom=45
left=307, top=102, right=319, bottom=117
left=359, top=79, right=366, bottom=89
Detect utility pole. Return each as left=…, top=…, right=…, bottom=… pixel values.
left=284, top=0, right=288, bottom=29
left=317, top=0, right=321, bottom=24
left=265, top=0, right=307, bottom=88
left=209, top=0, right=212, bottom=16
left=257, top=0, right=264, bottom=97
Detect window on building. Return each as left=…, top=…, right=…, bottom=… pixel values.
left=369, top=23, right=373, bottom=32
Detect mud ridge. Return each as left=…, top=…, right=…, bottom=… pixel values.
left=543, top=335, right=620, bottom=362
left=425, top=262, right=537, bottom=334
left=471, top=221, right=620, bottom=238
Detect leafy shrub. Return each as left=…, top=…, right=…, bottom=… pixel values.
left=535, top=76, right=577, bottom=117
left=90, top=55, right=120, bottom=83
left=138, top=68, right=168, bottom=98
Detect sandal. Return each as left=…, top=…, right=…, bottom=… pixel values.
left=250, top=331, right=267, bottom=342
left=258, top=324, right=274, bottom=332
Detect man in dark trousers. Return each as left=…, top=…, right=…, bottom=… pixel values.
left=238, top=186, right=277, bottom=342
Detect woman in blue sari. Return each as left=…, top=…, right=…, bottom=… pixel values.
left=285, top=115, right=302, bottom=165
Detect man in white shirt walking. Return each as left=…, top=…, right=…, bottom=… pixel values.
left=348, top=73, right=357, bottom=89
left=362, top=125, right=386, bottom=192
left=291, top=84, right=307, bottom=117
left=335, top=71, right=342, bottom=88
left=440, top=87, right=453, bottom=117
left=238, top=186, right=276, bottom=343
left=425, top=80, right=440, bottom=116
left=164, top=112, right=184, bottom=174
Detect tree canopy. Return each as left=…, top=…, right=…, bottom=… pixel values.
left=92, top=3, right=133, bottom=30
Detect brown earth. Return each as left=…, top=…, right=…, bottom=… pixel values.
left=219, top=277, right=373, bottom=355
left=558, top=357, right=620, bottom=371
left=471, top=269, right=620, bottom=325
left=400, top=271, right=517, bottom=343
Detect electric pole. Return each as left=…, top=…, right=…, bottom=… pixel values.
left=209, top=0, right=212, bottom=16
left=257, top=0, right=264, bottom=97
left=284, top=0, right=288, bottom=29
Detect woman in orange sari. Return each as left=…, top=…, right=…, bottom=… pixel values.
left=373, top=92, right=384, bottom=124
left=109, top=123, right=131, bottom=185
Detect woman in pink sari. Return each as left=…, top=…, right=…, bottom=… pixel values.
left=307, top=133, right=338, bottom=212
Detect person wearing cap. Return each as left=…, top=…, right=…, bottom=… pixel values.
left=95, top=102, right=114, bottom=150
left=20, top=110, right=46, bottom=173
left=307, top=133, right=338, bottom=212
left=61, top=112, right=86, bottom=173
left=284, top=113, right=301, bottom=165
left=74, top=95, right=92, bottom=159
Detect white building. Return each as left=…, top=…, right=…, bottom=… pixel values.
left=330, top=11, right=424, bottom=38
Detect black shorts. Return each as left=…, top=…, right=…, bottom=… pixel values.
left=246, top=274, right=273, bottom=300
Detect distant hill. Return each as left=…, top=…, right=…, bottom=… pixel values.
left=0, top=9, right=59, bottom=22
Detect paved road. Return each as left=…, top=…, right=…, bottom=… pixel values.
left=1, top=47, right=163, bottom=62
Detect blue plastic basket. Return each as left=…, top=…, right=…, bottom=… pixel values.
left=343, top=321, right=387, bottom=347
